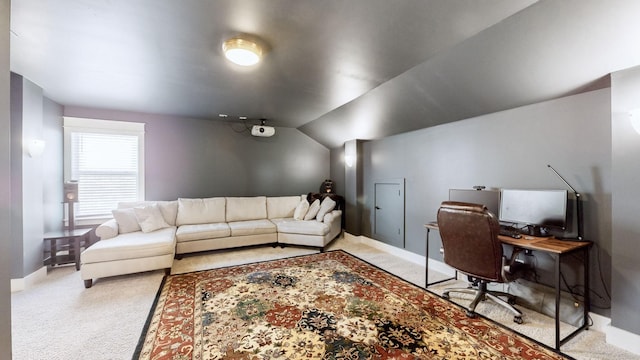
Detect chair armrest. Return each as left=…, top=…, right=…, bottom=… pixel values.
left=95, top=219, right=119, bottom=240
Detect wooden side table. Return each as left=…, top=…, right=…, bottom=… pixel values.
left=43, top=228, right=92, bottom=271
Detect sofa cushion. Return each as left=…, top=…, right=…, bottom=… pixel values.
left=81, top=227, right=176, bottom=263
left=228, top=219, right=277, bottom=236
left=118, top=201, right=150, bottom=210
left=267, top=196, right=301, bottom=219
left=156, top=200, right=178, bottom=226
left=118, top=200, right=178, bottom=226
left=293, top=199, right=310, bottom=220
left=316, top=196, right=337, bottom=222
left=134, top=204, right=171, bottom=233
left=176, top=197, right=226, bottom=225
left=112, top=208, right=141, bottom=234
left=323, top=209, right=342, bottom=224
left=271, top=218, right=330, bottom=236
left=176, top=223, right=230, bottom=242
left=226, top=196, right=267, bottom=222
left=304, top=199, right=321, bottom=221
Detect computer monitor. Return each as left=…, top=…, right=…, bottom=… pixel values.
left=499, top=189, right=568, bottom=236
left=449, top=189, right=500, bottom=217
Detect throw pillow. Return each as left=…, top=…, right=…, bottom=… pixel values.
left=304, top=199, right=321, bottom=221
left=134, top=204, right=171, bottom=233
left=112, top=208, right=142, bottom=234
left=95, top=219, right=118, bottom=240
left=316, top=196, right=337, bottom=222
left=293, top=199, right=310, bottom=220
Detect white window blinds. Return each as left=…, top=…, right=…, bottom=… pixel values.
left=64, top=117, right=145, bottom=220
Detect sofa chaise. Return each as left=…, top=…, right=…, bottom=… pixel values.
left=81, top=194, right=342, bottom=288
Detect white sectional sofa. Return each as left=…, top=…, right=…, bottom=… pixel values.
left=81, top=194, right=342, bottom=288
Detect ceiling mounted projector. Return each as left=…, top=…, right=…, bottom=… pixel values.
left=251, top=119, right=275, bottom=137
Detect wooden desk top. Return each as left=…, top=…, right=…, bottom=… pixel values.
left=425, top=222, right=591, bottom=254
left=498, top=235, right=591, bottom=254
left=425, top=222, right=439, bottom=230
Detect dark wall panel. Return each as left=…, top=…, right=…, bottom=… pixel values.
left=611, top=65, right=640, bottom=335
left=10, top=74, right=47, bottom=278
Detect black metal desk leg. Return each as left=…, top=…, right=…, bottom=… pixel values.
left=555, top=254, right=561, bottom=350
left=584, top=246, right=590, bottom=329
left=425, top=228, right=430, bottom=288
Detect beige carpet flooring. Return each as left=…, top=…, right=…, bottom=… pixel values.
left=11, top=235, right=639, bottom=360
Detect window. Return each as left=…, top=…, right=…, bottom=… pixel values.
left=64, top=117, right=145, bottom=222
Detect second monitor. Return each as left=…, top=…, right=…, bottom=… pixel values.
left=499, top=189, right=568, bottom=237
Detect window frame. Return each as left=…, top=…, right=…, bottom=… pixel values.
left=63, top=116, right=145, bottom=225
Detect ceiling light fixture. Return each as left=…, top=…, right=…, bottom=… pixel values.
left=222, top=36, right=264, bottom=66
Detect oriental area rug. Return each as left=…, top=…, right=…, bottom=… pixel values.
left=134, top=250, right=569, bottom=360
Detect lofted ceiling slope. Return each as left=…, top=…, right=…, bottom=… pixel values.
left=302, top=0, right=640, bottom=148
left=10, top=1, right=640, bottom=149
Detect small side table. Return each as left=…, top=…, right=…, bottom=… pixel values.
left=43, top=228, right=92, bottom=271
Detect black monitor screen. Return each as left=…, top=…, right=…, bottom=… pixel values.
left=449, top=189, right=500, bottom=217
left=499, top=189, right=568, bottom=229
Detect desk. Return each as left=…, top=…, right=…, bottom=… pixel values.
left=43, top=228, right=92, bottom=271
left=424, top=222, right=591, bottom=350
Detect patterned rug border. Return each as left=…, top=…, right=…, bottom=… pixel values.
left=133, top=249, right=574, bottom=359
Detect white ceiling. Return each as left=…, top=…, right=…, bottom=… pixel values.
left=10, top=1, right=640, bottom=148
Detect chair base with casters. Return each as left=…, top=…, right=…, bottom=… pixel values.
left=442, top=277, right=523, bottom=324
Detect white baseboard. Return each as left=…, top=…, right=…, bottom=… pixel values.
left=343, top=233, right=424, bottom=266
left=605, top=324, right=640, bottom=355
left=589, top=311, right=611, bottom=333
left=11, top=266, right=47, bottom=293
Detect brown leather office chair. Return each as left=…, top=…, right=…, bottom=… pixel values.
left=437, top=201, right=526, bottom=324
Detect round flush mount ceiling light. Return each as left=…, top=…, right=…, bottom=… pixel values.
left=222, top=36, right=264, bottom=66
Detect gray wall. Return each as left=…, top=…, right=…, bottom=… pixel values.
left=10, top=74, right=47, bottom=279
left=1, top=0, right=12, bottom=357
left=329, top=146, right=345, bottom=199
left=611, top=65, right=640, bottom=335
left=63, top=107, right=330, bottom=200
left=42, top=98, right=64, bottom=232
left=343, top=88, right=612, bottom=317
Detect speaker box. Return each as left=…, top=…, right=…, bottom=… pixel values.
left=64, top=181, right=79, bottom=203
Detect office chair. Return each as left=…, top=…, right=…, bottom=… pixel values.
left=436, top=201, right=526, bottom=324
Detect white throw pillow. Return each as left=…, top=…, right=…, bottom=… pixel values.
left=112, top=208, right=142, bottom=234
left=304, top=199, right=321, bottom=221
left=316, top=197, right=337, bottom=222
left=293, top=199, right=310, bottom=220
left=95, top=219, right=119, bottom=239
left=134, top=204, right=171, bottom=233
